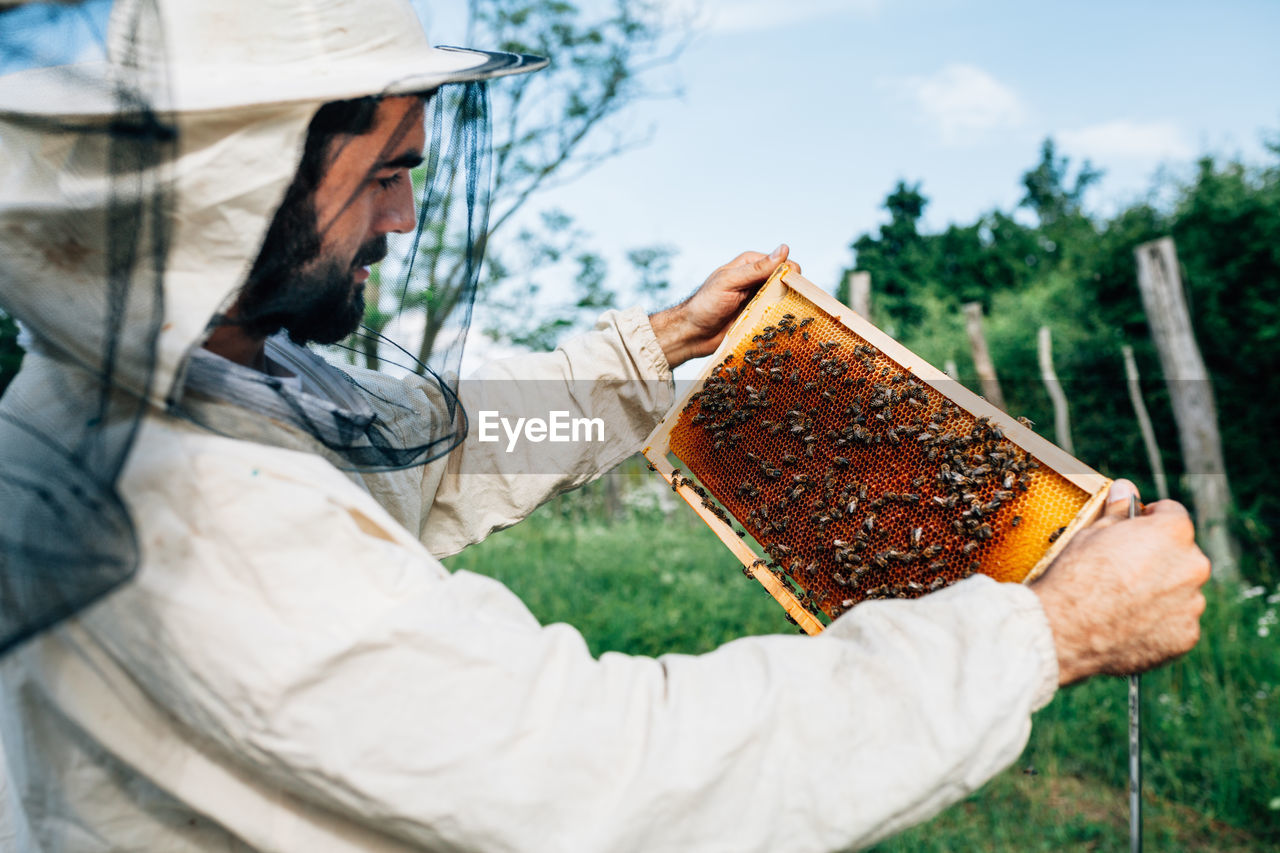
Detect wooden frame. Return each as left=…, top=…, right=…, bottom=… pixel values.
left=643, top=264, right=1112, bottom=635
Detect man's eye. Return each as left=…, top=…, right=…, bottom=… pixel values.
left=376, top=173, right=403, bottom=190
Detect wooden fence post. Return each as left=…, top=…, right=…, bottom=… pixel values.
left=1134, top=237, right=1237, bottom=580
left=1037, top=326, right=1074, bottom=455
left=962, top=302, right=1006, bottom=411
left=844, top=271, right=871, bottom=318
left=1121, top=345, right=1170, bottom=501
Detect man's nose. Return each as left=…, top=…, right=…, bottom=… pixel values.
left=375, top=175, right=417, bottom=235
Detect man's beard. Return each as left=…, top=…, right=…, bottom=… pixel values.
left=236, top=199, right=388, bottom=346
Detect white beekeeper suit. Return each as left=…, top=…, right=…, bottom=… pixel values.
left=0, top=1, right=1059, bottom=851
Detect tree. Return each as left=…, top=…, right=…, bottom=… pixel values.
left=841, top=136, right=1280, bottom=583
left=1018, top=137, right=1103, bottom=229
left=355, top=0, right=686, bottom=371
left=481, top=235, right=675, bottom=351
left=845, top=180, right=934, bottom=325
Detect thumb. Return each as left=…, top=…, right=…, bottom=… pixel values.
left=722, top=245, right=789, bottom=288
left=753, top=243, right=788, bottom=272
left=1095, top=479, right=1141, bottom=526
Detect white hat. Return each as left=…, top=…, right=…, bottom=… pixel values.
left=0, top=0, right=547, bottom=116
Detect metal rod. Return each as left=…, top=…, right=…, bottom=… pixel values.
left=1128, top=493, right=1142, bottom=853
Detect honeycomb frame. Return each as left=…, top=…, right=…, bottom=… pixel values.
left=643, top=264, right=1111, bottom=636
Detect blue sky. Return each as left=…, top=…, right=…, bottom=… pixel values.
left=442, top=0, right=1279, bottom=366
left=10, top=1, right=1277, bottom=375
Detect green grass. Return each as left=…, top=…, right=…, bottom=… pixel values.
left=444, top=485, right=1280, bottom=849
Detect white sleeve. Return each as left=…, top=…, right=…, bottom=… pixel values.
left=420, top=306, right=674, bottom=556
left=92, top=428, right=1060, bottom=853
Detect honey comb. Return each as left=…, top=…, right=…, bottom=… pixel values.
left=644, top=265, right=1110, bottom=633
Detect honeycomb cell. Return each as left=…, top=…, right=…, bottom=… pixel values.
left=667, top=293, right=1090, bottom=620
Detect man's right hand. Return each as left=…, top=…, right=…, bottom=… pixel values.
left=1030, top=479, right=1211, bottom=686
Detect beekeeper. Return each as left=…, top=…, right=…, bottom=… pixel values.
left=0, top=2, right=1210, bottom=851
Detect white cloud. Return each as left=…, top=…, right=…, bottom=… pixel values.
left=671, top=0, right=880, bottom=34
left=892, top=63, right=1024, bottom=144
left=1058, top=119, right=1193, bottom=163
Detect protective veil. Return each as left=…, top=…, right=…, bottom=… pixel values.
left=0, top=0, right=542, bottom=654
left=0, top=2, right=1060, bottom=852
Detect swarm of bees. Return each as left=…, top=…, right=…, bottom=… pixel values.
left=666, top=302, right=1090, bottom=622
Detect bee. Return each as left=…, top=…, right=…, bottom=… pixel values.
left=1011, top=515, right=1022, bottom=527
left=927, top=560, right=947, bottom=574
left=910, top=527, right=923, bottom=546
left=1048, top=526, right=1066, bottom=543
left=929, top=576, right=947, bottom=592
left=1017, top=416, right=1035, bottom=428
left=863, top=514, right=876, bottom=533
left=799, top=316, right=814, bottom=328
left=962, top=541, right=980, bottom=555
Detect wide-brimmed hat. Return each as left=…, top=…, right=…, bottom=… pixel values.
left=0, top=0, right=547, bottom=116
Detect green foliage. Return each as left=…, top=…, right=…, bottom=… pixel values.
left=1019, top=137, right=1104, bottom=229
left=352, top=0, right=685, bottom=367
left=845, top=137, right=1280, bottom=583
left=444, top=478, right=787, bottom=657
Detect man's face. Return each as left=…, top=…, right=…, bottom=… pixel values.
left=239, top=96, right=427, bottom=346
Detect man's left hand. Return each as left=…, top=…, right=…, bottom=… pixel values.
left=649, top=244, right=796, bottom=370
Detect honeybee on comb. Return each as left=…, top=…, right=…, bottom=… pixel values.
left=645, top=265, right=1111, bottom=633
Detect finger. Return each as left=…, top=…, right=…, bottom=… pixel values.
left=723, top=251, right=769, bottom=269
left=1094, top=479, right=1140, bottom=526
left=712, top=249, right=789, bottom=292
left=1144, top=498, right=1190, bottom=519
left=1144, top=499, right=1197, bottom=544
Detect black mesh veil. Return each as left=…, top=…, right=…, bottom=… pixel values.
left=177, top=81, right=494, bottom=471
left=0, top=0, right=543, bottom=656
left=0, top=0, right=173, bottom=656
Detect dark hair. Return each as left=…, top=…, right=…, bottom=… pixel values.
left=292, top=97, right=381, bottom=196
left=231, top=97, right=381, bottom=337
